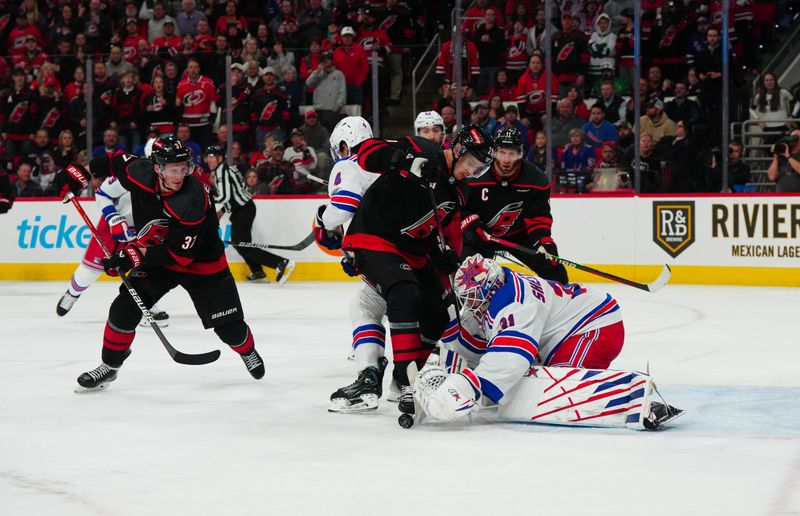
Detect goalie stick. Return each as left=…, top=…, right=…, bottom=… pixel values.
left=486, top=235, right=672, bottom=293
left=65, top=193, right=221, bottom=366
left=224, top=230, right=315, bottom=251
left=398, top=361, right=421, bottom=429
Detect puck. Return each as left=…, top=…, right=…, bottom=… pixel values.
left=398, top=413, right=414, bottom=429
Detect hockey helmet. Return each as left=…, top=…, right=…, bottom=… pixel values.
left=151, top=134, right=192, bottom=175
left=143, top=137, right=156, bottom=158
left=494, top=127, right=524, bottom=155
left=206, top=145, right=225, bottom=157
left=414, top=110, right=445, bottom=134
left=452, top=124, right=495, bottom=178
left=454, top=254, right=505, bottom=315
left=329, top=116, right=373, bottom=160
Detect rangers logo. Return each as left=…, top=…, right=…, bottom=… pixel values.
left=487, top=201, right=524, bottom=236
left=653, top=201, right=695, bottom=258
left=182, top=90, right=206, bottom=107
left=401, top=201, right=456, bottom=239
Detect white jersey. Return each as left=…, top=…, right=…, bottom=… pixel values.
left=95, top=176, right=133, bottom=226
left=442, top=268, right=623, bottom=402
left=321, top=155, right=380, bottom=230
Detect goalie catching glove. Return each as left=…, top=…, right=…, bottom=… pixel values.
left=413, top=362, right=481, bottom=421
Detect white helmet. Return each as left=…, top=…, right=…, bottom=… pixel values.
left=329, top=116, right=373, bottom=160
left=454, top=254, right=506, bottom=315
left=143, top=137, right=157, bottom=158
left=414, top=110, right=445, bottom=134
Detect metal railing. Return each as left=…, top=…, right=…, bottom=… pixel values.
left=410, top=33, right=440, bottom=127
left=730, top=118, right=800, bottom=191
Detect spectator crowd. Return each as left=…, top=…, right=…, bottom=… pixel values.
left=0, top=0, right=444, bottom=198
left=0, top=0, right=798, bottom=199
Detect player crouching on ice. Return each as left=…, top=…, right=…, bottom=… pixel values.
left=414, top=255, right=683, bottom=430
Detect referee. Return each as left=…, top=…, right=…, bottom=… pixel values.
left=207, top=146, right=295, bottom=283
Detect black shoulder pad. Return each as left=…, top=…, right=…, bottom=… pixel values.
left=520, top=160, right=551, bottom=189
left=162, top=176, right=209, bottom=225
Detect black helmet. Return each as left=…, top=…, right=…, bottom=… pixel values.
left=454, top=124, right=495, bottom=167
left=151, top=134, right=192, bottom=170
left=206, top=145, right=224, bottom=157
left=494, top=127, right=523, bottom=155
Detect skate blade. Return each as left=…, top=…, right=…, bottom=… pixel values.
left=74, top=382, right=114, bottom=394
left=277, top=261, right=296, bottom=285
left=328, top=394, right=379, bottom=413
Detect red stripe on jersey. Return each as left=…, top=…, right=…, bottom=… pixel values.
left=342, top=233, right=428, bottom=269
left=165, top=253, right=228, bottom=275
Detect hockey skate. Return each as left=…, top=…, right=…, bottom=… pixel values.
left=398, top=385, right=415, bottom=415
left=75, top=350, right=131, bottom=393
left=56, top=291, right=80, bottom=316
left=247, top=270, right=268, bottom=282
left=240, top=348, right=265, bottom=379
left=329, top=357, right=388, bottom=413
left=275, top=259, right=296, bottom=284
left=139, top=308, right=169, bottom=327
left=386, top=377, right=401, bottom=403
left=643, top=402, right=685, bottom=430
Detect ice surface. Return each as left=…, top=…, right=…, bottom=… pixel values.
left=1, top=280, right=799, bottom=516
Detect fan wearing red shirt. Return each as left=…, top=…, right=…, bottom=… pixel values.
left=175, top=58, right=217, bottom=149
left=333, top=26, right=369, bottom=105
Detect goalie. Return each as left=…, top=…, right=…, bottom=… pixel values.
left=414, top=254, right=682, bottom=430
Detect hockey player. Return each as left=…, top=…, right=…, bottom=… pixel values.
left=414, top=110, right=445, bottom=147
left=55, top=134, right=265, bottom=391
left=206, top=145, right=295, bottom=283
left=313, top=116, right=386, bottom=412
left=339, top=124, right=495, bottom=416
left=461, top=127, right=569, bottom=284
left=415, top=254, right=681, bottom=428
left=56, top=175, right=169, bottom=325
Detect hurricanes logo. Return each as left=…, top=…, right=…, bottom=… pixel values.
left=123, top=45, right=136, bottom=60
left=379, top=16, right=396, bottom=32
left=9, top=101, right=29, bottom=124
left=183, top=90, right=206, bottom=107
left=653, top=201, right=695, bottom=258
left=557, top=41, right=575, bottom=62
left=400, top=201, right=456, bottom=239
left=659, top=26, right=677, bottom=48
left=360, top=36, right=376, bottom=50
left=259, top=100, right=278, bottom=122
left=486, top=201, right=523, bottom=236
left=41, top=107, right=61, bottom=128
left=526, top=90, right=545, bottom=104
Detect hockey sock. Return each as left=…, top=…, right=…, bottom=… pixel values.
left=68, top=263, right=103, bottom=297
left=215, top=321, right=254, bottom=355
left=101, top=322, right=135, bottom=367
left=352, top=323, right=385, bottom=370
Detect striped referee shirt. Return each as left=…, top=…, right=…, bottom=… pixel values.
left=213, top=162, right=252, bottom=213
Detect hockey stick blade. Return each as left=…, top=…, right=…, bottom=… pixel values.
left=225, top=230, right=315, bottom=252
left=398, top=361, right=422, bottom=429
left=66, top=193, right=221, bottom=366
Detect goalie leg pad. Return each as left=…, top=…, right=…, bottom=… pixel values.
left=498, top=366, right=655, bottom=430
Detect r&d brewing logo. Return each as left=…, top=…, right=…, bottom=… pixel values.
left=653, top=201, right=695, bottom=258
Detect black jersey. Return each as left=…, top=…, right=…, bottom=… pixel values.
left=89, top=151, right=227, bottom=275
left=344, top=136, right=465, bottom=268
left=462, top=159, right=555, bottom=247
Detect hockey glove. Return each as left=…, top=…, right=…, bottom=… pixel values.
left=55, top=163, right=92, bottom=196
left=461, top=214, right=494, bottom=255
left=108, top=213, right=135, bottom=242
left=414, top=366, right=479, bottom=422
left=431, top=246, right=461, bottom=275
left=390, top=149, right=438, bottom=183
left=102, top=245, right=144, bottom=276
left=532, top=241, right=569, bottom=285
left=136, top=218, right=169, bottom=248
left=340, top=255, right=359, bottom=277
left=314, top=205, right=343, bottom=250
left=0, top=197, right=12, bottom=214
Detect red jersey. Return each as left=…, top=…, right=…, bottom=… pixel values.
left=356, top=27, right=392, bottom=67
left=436, top=40, right=480, bottom=82
left=176, top=75, right=216, bottom=127
left=505, top=32, right=529, bottom=72
left=6, top=26, right=43, bottom=51
left=333, top=44, right=369, bottom=86
left=515, top=69, right=559, bottom=114
left=122, top=35, right=148, bottom=63
left=151, top=35, right=181, bottom=58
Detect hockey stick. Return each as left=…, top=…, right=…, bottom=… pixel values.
left=486, top=235, right=672, bottom=293
left=65, top=193, right=221, bottom=366
left=224, top=230, right=315, bottom=251
left=295, top=168, right=328, bottom=186
left=425, top=186, right=463, bottom=315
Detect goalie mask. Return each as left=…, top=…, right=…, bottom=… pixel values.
left=454, top=254, right=505, bottom=315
